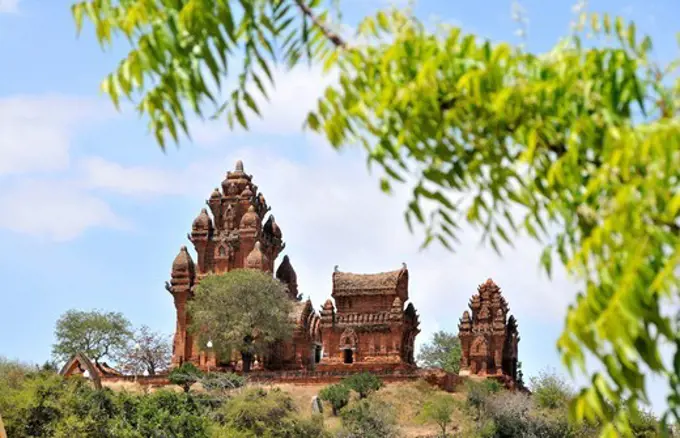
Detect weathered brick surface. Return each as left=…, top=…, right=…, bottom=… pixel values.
left=458, top=279, right=520, bottom=385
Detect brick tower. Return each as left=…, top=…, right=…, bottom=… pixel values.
left=165, top=160, right=319, bottom=370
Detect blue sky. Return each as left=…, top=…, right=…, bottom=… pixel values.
left=0, top=0, right=678, bottom=414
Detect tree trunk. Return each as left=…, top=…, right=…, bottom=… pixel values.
left=241, top=352, right=253, bottom=373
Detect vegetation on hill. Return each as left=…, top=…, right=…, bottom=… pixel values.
left=70, top=0, right=680, bottom=432
left=4, top=356, right=679, bottom=437
left=417, top=331, right=462, bottom=374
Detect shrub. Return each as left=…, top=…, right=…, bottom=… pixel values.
left=483, top=378, right=503, bottom=393
left=0, top=371, right=212, bottom=438
left=200, top=372, right=246, bottom=393
left=465, top=380, right=498, bottom=417
left=219, top=387, right=328, bottom=438
left=484, top=391, right=533, bottom=437
left=416, top=393, right=457, bottom=437
left=529, top=368, right=574, bottom=410
left=339, top=398, right=400, bottom=438
left=342, top=372, right=383, bottom=399
left=168, top=362, right=203, bottom=393
left=319, top=383, right=351, bottom=415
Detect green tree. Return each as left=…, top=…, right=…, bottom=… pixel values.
left=187, top=270, right=294, bottom=372
left=416, top=331, right=462, bottom=374
left=168, top=362, right=203, bottom=393
left=529, top=368, right=574, bottom=410
left=319, top=383, right=350, bottom=415
left=72, top=0, right=680, bottom=434
left=417, top=393, right=457, bottom=438
left=120, top=325, right=172, bottom=376
left=52, top=309, right=133, bottom=364
left=342, top=372, right=383, bottom=399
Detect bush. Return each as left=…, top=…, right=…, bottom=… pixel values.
left=200, top=372, right=246, bottom=393
left=319, top=383, right=350, bottom=415
left=0, top=371, right=212, bottom=438
left=342, top=372, right=383, bottom=399
left=339, top=398, right=400, bottom=438
left=478, top=390, right=599, bottom=438
left=218, top=387, right=328, bottom=438
left=466, top=379, right=501, bottom=417
left=416, top=393, right=457, bottom=437
left=529, top=368, right=574, bottom=410
left=484, top=391, right=533, bottom=437
left=168, top=362, right=203, bottom=393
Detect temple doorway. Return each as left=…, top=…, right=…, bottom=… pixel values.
left=343, top=349, right=354, bottom=364
left=314, top=345, right=322, bottom=364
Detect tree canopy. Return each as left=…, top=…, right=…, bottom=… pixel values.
left=120, top=325, right=172, bottom=376
left=52, top=309, right=133, bottom=364
left=72, top=0, right=680, bottom=434
left=416, top=331, right=462, bottom=374
left=187, top=269, right=294, bottom=371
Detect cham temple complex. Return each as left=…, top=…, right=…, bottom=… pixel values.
left=61, top=160, right=522, bottom=389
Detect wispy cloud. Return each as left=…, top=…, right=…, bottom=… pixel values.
left=0, top=0, right=20, bottom=14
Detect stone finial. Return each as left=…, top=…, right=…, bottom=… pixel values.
left=239, top=205, right=260, bottom=230
left=192, top=208, right=212, bottom=231
left=235, top=160, right=244, bottom=172
left=172, top=246, right=195, bottom=275
left=334, top=265, right=339, bottom=273
left=241, top=185, right=254, bottom=198
left=210, top=187, right=221, bottom=199
left=402, top=262, right=407, bottom=269
left=245, top=241, right=268, bottom=270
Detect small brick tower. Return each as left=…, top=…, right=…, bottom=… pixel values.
left=317, top=265, right=420, bottom=371
left=458, top=279, right=520, bottom=381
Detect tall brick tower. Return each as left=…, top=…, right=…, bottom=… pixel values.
left=165, top=160, right=291, bottom=368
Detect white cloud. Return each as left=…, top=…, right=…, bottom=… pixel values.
left=0, top=94, right=110, bottom=176
left=78, top=157, right=185, bottom=198
left=0, top=179, right=129, bottom=241
left=0, top=0, right=20, bottom=13
left=0, top=94, right=121, bottom=239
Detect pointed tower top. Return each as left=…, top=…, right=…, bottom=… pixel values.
left=235, top=160, right=244, bottom=172
left=240, top=205, right=261, bottom=230
left=172, top=246, right=195, bottom=274
left=245, top=241, right=269, bottom=270
left=192, top=208, right=212, bottom=231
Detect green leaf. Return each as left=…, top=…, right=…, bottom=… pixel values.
left=540, top=246, right=553, bottom=278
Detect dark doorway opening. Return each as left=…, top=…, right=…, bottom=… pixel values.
left=343, top=349, right=353, bottom=364
left=315, top=346, right=322, bottom=363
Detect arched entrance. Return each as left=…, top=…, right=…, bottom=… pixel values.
left=343, top=348, right=354, bottom=364
left=339, top=328, right=358, bottom=365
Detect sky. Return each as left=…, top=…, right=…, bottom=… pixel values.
left=0, top=0, right=678, bottom=415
